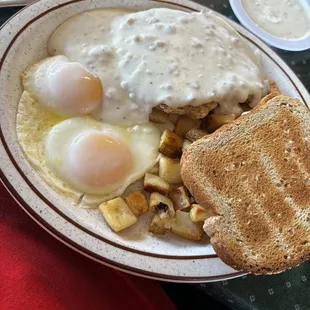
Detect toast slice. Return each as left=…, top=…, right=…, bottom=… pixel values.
left=181, top=95, right=310, bottom=274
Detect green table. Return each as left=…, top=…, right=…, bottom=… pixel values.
left=1, top=2, right=309, bottom=310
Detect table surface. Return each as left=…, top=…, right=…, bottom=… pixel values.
left=1, top=2, right=309, bottom=310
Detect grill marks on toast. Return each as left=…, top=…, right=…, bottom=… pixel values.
left=199, top=137, right=290, bottom=270
left=253, top=111, right=310, bottom=208
left=181, top=96, right=310, bottom=274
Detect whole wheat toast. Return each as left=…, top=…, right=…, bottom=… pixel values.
left=181, top=95, right=310, bottom=274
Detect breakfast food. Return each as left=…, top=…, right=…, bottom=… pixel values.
left=17, top=7, right=272, bottom=243
left=181, top=95, right=310, bottom=274
left=99, top=197, right=137, bottom=232
left=47, top=8, right=266, bottom=125
left=171, top=211, right=204, bottom=241
left=144, top=173, right=170, bottom=196
left=16, top=92, right=160, bottom=206
left=125, top=190, right=149, bottom=217
left=22, top=55, right=103, bottom=116
left=169, top=186, right=191, bottom=211
left=190, top=204, right=209, bottom=223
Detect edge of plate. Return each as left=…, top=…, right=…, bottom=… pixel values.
left=0, top=0, right=309, bottom=282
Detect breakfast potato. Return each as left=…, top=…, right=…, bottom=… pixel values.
left=148, top=163, right=159, bottom=175
left=169, top=186, right=191, bottom=211
left=182, top=139, right=192, bottom=152
left=158, top=129, right=183, bottom=158
left=149, top=214, right=166, bottom=234
left=99, top=197, right=137, bottom=232
left=189, top=204, right=208, bottom=223
left=186, top=128, right=208, bottom=142
left=190, top=196, right=196, bottom=204
left=144, top=173, right=170, bottom=195
left=169, top=113, right=181, bottom=125
left=202, top=114, right=236, bottom=133
left=149, top=108, right=169, bottom=124
left=125, top=190, right=148, bottom=217
left=159, top=157, right=182, bottom=184
left=149, top=192, right=175, bottom=218
left=171, top=210, right=203, bottom=241
left=175, top=115, right=201, bottom=138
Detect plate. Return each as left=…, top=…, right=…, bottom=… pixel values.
left=0, top=0, right=309, bottom=283
left=229, top=0, right=310, bottom=51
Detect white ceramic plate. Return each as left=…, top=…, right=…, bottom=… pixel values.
left=0, top=0, right=309, bottom=283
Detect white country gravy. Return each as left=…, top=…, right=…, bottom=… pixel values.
left=48, top=8, right=266, bottom=125
left=242, top=0, right=310, bottom=40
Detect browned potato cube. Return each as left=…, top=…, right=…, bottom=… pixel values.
left=148, top=163, right=159, bottom=175
left=171, top=210, right=203, bottom=241
left=149, top=214, right=166, bottom=234
left=149, top=192, right=175, bottom=218
left=186, top=128, right=208, bottom=142
left=175, top=115, right=201, bottom=138
left=159, top=157, right=182, bottom=184
left=169, top=113, right=181, bottom=124
left=158, top=129, right=183, bottom=158
left=144, top=173, right=170, bottom=195
left=202, top=114, right=236, bottom=133
left=190, top=204, right=208, bottom=223
left=182, top=139, right=192, bottom=152
left=149, top=108, right=169, bottom=124
left=99, top=197, right=137, bottom=232
left=169, top=186, right=191, bottom=211
left=190, top=196, right=196, bottom=204
left=125, top=190, right=148, bottom=217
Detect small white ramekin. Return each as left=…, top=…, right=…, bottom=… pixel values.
left=229, top=0, right=310, bottom=51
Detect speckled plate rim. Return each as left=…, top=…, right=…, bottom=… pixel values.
left=0, top=0, right=309, bottom=283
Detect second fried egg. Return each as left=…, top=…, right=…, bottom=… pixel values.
left=46, top=117, right=160, bottom=196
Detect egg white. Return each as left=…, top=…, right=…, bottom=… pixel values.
left=21, top=55, right=102, bottom=117
left=16, top=91, right=160, bottom=207
left=45, top=117, right=161, bottom=195
left=22, top=56, right=69, bottom=114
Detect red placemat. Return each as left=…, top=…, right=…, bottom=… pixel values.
left=0, top=182, right=176, bottom=310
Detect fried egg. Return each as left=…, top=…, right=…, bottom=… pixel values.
left=45, top=117, right=160, bottom=195
left=16, top=91, right=160, bottom=207
left=22, top=55, right=103, bottom=116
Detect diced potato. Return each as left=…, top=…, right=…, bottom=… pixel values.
left=159, top=157, right=182, bottom=184
left=149, top=214, right=166, bottom=234
left=175, top=115, right=201, bottom=138
left=149, top=192, right=175, bottom=218
left=153, top=121, right=175, bottom=134
left=182, top=139, right=192, bottom=152
left=189, top=196, right=196, bottom=204
left=190, top=204, right=208, bottom=223
left=125, top=190, right=148, bottom=217
left=206, top=102, right=218, bottom=112
left=169, top=186, right=191, bottom=211
left=171, top=210, right=203, bottom=241
left=202, top=114, right=236, bottom=133
left=186, top=128, right=208, bottom=142
left=158, top=129, right=183, bottom=158
left=149, top=163, right=159, bottom=175
left=169, top=113, right=181, bottom=124
left=99, top=197, right=137, bottom=232
left=149, top=108, right=169, bottom=124
left=144, top=173, right=170, bottom=195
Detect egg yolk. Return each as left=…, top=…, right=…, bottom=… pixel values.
left=69, top=133, right=132, bottom=188
left=49, top=63, right=103, bottom=116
